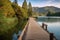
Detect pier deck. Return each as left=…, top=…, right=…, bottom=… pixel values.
left=18, top=17, right=55, bottom=40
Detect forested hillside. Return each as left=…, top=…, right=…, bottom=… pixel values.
left=32, top=6, right=60, bottom=16
left=47, top=11, right=60, bottom=16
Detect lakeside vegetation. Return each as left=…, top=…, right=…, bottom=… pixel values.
left=33, top=11, right=60, bottom=16
left=0, top=0, right=32, bottom=40
left=47, top=11, right=60, bottom=16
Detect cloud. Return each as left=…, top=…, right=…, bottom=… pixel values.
left=10, top=0, right=60, bottom=8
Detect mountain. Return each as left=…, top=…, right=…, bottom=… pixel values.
left=32, top=6, right=60, bottom=13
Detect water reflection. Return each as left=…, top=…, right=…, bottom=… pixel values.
left=37, top=16, right=60, bottom=40
left=13, top=33, right=18, bottom=40
left=37, top=16, right=60, bottom=22
left=12, top=31, right=22, bottom=40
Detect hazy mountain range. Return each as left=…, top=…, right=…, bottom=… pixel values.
left=32, top=6, right=60, bottom=13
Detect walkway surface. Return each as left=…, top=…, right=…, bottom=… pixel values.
left=24, top=17, right=49, bottom=40
left=18, top=17, right=55, bottom=40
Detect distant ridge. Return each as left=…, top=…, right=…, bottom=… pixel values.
left=32, top=6, right=60, bottom=13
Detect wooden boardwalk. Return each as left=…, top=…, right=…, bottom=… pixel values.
left=18, top=17, right=56, bottom=40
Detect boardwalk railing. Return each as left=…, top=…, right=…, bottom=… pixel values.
left=42, top=23, right=48, bottom=31
left=42, top=23, right=57, bottom=40
left=18, top=21, right=29, bottom=40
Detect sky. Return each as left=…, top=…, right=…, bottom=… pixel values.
left=10, top=0, right=60, bottom=8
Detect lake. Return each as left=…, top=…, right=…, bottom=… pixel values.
left=37, top=16, right=60, bottom=40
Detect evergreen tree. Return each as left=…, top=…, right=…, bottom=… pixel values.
left=22, top=0, right=27, bottom=10
left=28, top=2, right=32, bottom=16
left=14, top=0, right=17, bottom=4
left=22, top=0, right=28, bottom=18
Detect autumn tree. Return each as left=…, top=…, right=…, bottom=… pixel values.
left=0, top=0, right=15, bottom=17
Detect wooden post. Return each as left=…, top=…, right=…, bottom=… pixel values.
left=45, top=25, right=47, bottom=31
left=50, top=33, right=54, bottom=40
left=42, top=23, right=44, bottom=29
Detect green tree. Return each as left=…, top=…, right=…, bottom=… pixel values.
left=28, top=2, right=32, bottom=16
left=12, top=2, right=27, bottom=19
left=22, top=0, right=28, bottom=18
left=22, top=0, right=27, bottom=10
left=14, top=0, right=17, bottom=4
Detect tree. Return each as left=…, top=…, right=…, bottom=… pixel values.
left=22, top=0, right=27, bottom=10
left=28, top=2, right=32, bottom=16
left=0, top=0, right=15, bottom=17
left=14, top=0, right=17, bottom=4
left=22, top=0, right=28, bottom=18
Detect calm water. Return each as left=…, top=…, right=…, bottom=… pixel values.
left=12, top=31, right=22, bottom=40
left=37, top=16, right=60, bottom=40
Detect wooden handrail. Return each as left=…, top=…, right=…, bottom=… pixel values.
left=18, top=21, right=29, bottom=40
left=42, top=23, right=57, bottom=40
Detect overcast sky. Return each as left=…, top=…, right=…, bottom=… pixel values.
left=10, top=0, right=60, bottom=8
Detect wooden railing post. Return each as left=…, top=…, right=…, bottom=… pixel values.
left=45, top=25, right=47, bottom=31
left=42, top=23, right=44, bottom=29
left=50, top=33, right=54, bottom=40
